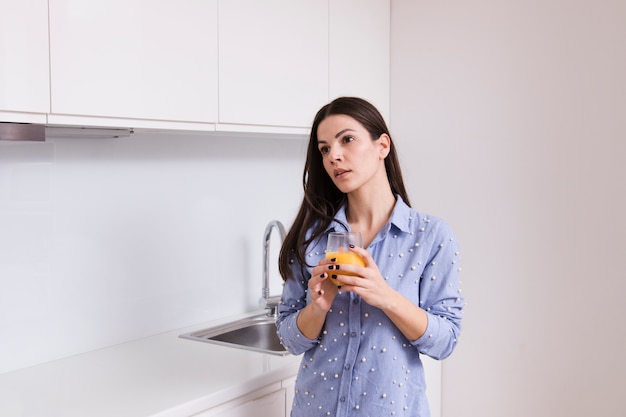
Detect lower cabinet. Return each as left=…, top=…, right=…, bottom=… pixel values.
left=282, top=376, right=296, bottom=416
left=192, top=377, right=296, bottom=417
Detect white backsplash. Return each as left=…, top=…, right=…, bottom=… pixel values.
left=0, top=132, right=306, bottom=373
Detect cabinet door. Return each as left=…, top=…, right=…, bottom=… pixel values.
left=49, top=0, right=218, bottom=124
left=218, top=0, right=328, bottom=128
left=194, top=388, right=286, bottom=417
left=282, top=375, right=296, bottom=416
left=329, top=0, right=390, bottom=121
left=0, top=0, right=49, bottom=122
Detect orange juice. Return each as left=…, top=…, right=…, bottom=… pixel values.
left=325, top=251, right=366, bottom=286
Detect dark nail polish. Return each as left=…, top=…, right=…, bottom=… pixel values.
left=349, top=244, right=355, bottom=248
left=320, top=272, right=326, bottom=278
left=328, top=265, right=334, bottom=270
left=330, top=258, right=337, bottom=262
left=317, top=290, right=322, bottom=295
left=335, top=265, right=340, bottom=270
left=331, top=274, right=337, bottom=279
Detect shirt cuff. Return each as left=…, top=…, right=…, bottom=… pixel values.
left=411, top=311, right=440, bottom=352
left=277, top=310, right=320, bottom=355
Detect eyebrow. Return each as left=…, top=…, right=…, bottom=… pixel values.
left=318, top=128, right=357, bottom=145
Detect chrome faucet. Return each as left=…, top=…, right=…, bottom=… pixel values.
left=262, top=220, right=286, bottom=316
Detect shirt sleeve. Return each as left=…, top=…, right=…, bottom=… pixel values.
left=411, top=220, right=464, bottom=360
left=275, top=259, right=320, bottom=355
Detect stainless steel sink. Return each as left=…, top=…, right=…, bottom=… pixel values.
left=179, top=314, right=289, bottom=356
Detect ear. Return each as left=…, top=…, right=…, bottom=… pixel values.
left=377, top=133, right=391, bottom=160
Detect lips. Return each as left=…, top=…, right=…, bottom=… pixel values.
left=334, top=168, right=349, bottom=178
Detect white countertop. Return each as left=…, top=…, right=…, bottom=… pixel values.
left=0, top=312, right=301, bottom=417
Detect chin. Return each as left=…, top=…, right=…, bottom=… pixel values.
left=335, top=184, right=357, bottom=194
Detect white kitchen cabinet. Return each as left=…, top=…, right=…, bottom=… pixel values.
left=218, top=0, right=328, bottom=129
left=0, top=0, right=49, bottom=123
left=329, top=0, right=391, bottom=122
left=48, top=0, right=218, bottom=128
left=1, top=0, right=389, bottom=135
left=282, top=375, right=296, bottom=416
left=192, top=383, right=287, bottom=417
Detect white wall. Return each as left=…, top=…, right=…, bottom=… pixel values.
left=0, top=132, right=306, bottom=373
left=390, top=1, right=626, bottom=416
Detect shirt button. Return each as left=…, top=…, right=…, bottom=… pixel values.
left=340, top=396, right=346, bottom=402
left=352, top=298, right=359, bottom=304
left=344, top=364, right=351, bottom=370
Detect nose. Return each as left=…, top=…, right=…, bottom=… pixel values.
left=328, top=145, right=342, bottom=162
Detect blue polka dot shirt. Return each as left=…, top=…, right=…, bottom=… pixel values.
left=277, top=196, right=464, bottom=417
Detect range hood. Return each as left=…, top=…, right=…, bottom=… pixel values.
left=0, top=123, right=133, bottom=141
left=0, top=123, right=45, bottom=141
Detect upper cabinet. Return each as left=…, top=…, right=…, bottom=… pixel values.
left=0, top=0, right=50, bottom=123
left=48, top=0, right=219, bottom=129
left=0, top=0, right=389, bottom=135
left=329, top=0, right=390, bottom=122
left=218, top=0, right=328, bottom=129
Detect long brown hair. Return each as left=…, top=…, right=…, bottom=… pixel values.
left=278, top=97, right=410, bottom=281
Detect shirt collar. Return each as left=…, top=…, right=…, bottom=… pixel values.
left=326, top=195, right=412, bottom=235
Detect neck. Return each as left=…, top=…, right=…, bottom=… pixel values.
left=346, top=185, right=396, bottom=247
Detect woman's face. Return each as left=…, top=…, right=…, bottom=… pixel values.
left=316, top=114, right=390, bottom=194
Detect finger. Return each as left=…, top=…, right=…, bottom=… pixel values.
left=329, top=264, right=356, bottom=279
left=330, top=273, right=358, bottom=286
left=308, top=272, right=328, bottom=291
left=312, top=259, right=337, bottom=278
left=349, top=245, right=371, bottom=262
left=318, top=256, right=337, bottom=267
left=310, top=287, right=324, bottom=300
left=350, top=246, right=376, bottom=267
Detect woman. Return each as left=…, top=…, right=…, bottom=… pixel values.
left=276, top=97, right=464, bottom=417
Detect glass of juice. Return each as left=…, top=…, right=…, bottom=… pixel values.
left=325, top=231, right=366, bottom=286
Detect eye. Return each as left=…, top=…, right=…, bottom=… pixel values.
left=319, top=145, right=330, bottom=155
left=342, top=135, right=355, bottom=144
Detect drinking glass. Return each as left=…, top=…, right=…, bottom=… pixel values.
left=325, top=231, right=366, bottom=286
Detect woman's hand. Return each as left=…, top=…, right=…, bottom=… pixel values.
left=330, top=246, right=396, bottom=310
left=296, top=257, right=340, bottom=340
left=334, top=246, right=429, bottom=341
left=308, top=257, right=339, bottom=312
